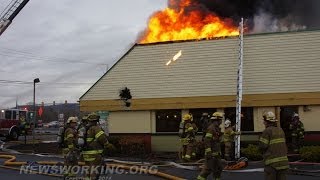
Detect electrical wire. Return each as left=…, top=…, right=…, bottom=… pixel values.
left=0, top=79, right=93, bottom=85
left=0, top=48, right=109, bottom=65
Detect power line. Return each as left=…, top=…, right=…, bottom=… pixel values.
left=0, top=79, right=93, bottom=85
left=0, top=46, right=110, bottom=65
left=0, top=51, right=108, bottom=65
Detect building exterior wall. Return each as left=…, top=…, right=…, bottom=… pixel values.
left=107, top=106, right=319, bottom=152
left=243, top=32, right=320, bottom=94
left=253, top=107, right=275, bottom=132
left=151, top=135, right=181, bottom=152
left=108, top=111, right=151, bottom=133
left=81, top=30, right=320, bottom=102
left=299, top=105, right=320, bottom=132
left=81, top=30, right=320, bottom=151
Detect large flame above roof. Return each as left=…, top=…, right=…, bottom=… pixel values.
left=139, top=0, right=239, bottom=44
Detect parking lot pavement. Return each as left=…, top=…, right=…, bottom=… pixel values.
left=0, top=168, right=59, bottom=180
left=0, top=153, right=165, bottom=180
left=158, top=165, right=320, bottom=180
left=1, top=150, right=319, bottom=180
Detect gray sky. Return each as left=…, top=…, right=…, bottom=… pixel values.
left=0, top=0, right=166, bottom=108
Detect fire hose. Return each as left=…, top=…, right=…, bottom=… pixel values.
left=0, top=154, right=186, bottom=179
left=1, top=142, right=320, bottom=179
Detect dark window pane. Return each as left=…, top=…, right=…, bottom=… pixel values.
left=189, top=108, right=217, bottom=132
left=224, top=107, right=254, bottom=131
left=156, top=109, right=181, bottom=132
left=12, top=111, right=16, bottom=120
left=5, top=110, right=12, bottom=119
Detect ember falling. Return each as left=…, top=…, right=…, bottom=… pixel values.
left=139, top=0, right=239, bottom=44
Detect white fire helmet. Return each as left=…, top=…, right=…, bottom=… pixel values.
left=225, top=119, right=231, bottom=127
left=67, top=117, right=78, bottom=124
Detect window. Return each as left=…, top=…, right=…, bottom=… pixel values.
left=224, top=107, right=254, bottom=131
left=156, top=109, right=181, bottom=132
left=5, top=110, right=12, bottom=119
left=189, top=108, right=217, bottom=132
left=12, top=110, right=17, bottom=120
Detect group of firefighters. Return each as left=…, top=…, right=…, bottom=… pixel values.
left=58, top=111, right=304, bottom=180
left=59, top=113, right=111, bottom=179
left=179, top=111, right=304, bottom=180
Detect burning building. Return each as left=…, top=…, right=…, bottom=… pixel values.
left=79, top=0, right=320, bottom=152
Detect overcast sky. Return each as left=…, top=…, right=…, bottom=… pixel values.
left=0, top=0, right=166, bottom=108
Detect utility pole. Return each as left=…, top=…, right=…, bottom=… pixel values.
left=235, top=18, right=244, bottom=160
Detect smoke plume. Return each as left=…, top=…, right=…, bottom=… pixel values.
left=168, top=0, right=320, bottom=33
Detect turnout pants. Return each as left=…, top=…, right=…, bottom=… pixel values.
left=197, top=157, right=223, bottom=180
left=265, top=166, right=287, bottom=180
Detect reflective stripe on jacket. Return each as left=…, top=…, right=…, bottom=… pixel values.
left=204, top=124, right=222, bottom=156
left=259, top=126, right=289, bottom=170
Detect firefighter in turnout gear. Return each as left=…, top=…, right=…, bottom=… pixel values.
left=223, top=119, right=240, bottom=161
left=77, top=115, right=88, bottom=161
left=259, top=111, right=289, bottom=180
left=200, top=113, right=210, bottom=141
left=289, top=113, right=304, bottom=153
left=197, top=112, right=224, bottom=180
left=82, top=113, right=109, bottom=180
left=179, top=113, right=198, bottom=162
left=19, top=115, right=27, bottom=135
left=63, top=116, right=79, bottom=178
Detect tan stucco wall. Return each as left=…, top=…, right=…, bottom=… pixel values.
left=254, top=107, right=275, bottom=132
left=298, top=105, right=320, bottom=131
left=108, top=111, right=151, bottom=133
left=151, top=135, right=182, bottom=152
left=151, top=111, right=156, bottom=133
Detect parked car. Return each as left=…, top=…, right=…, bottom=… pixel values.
left=44, top=121, right=59, bottom=128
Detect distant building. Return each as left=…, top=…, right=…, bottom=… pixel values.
left=80, top=30, right=320, bottom=152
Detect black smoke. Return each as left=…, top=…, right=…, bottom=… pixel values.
left=169, top=0, right=320, bottom=32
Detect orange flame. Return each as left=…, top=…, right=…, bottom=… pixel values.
left=140, top=0, right=239, bottom=44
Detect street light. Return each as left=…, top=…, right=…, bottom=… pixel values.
left=33, top=78, right=40, bottom=152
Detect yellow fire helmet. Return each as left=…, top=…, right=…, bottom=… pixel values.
left=81, top=115, right=88, bottom=121
left=87, top=113, right=100, bottom=121
left=211, top=112, right=224, bottom=120
left=67, top=116, right=78, bottom=124
left=263, top=111, right=278, bottom=122
left=182, top=114, right=193, bottom=121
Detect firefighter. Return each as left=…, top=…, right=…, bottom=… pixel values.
left=77, top=115, right=88, bottom=132
left=63, top=116, right=79, bottom=178
left=259, top=111, right=289, bottom=180
left=200, top=112, right=210, bottom=141
left=19, top=115, right=27, bottom=135
left=77, top=115, right=88, bottom=161
left=197, top=112, right=224, bottom=180
left=289, top=113, right=304, bottom=153
left=82, top=113, right=109, bottom=180
left=223, top=119, right=240, bottom=161
left=179, top=114, right=198, bottom=162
